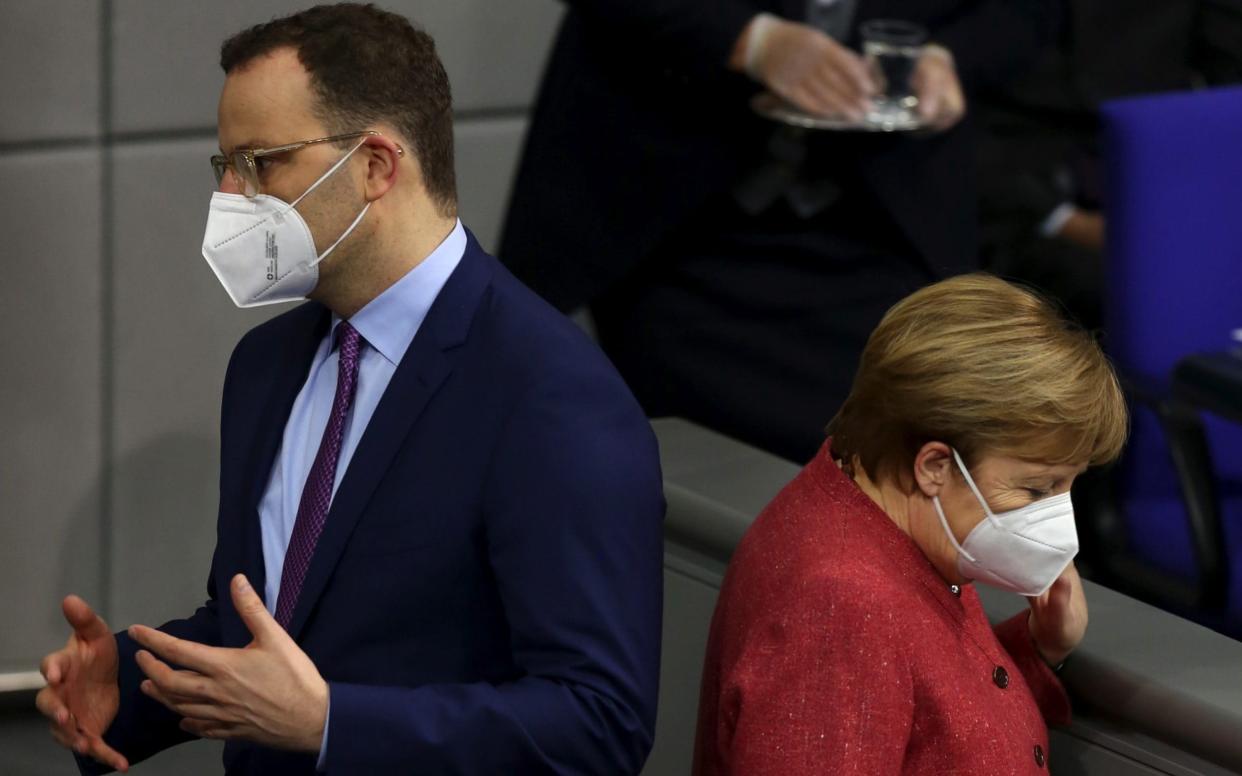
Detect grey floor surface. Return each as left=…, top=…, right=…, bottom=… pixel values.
left=0, top=702, right=222, bottom=776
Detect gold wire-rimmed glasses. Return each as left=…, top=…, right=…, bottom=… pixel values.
left=210, top=130, right=404, bottom=198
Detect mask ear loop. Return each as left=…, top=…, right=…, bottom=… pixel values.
left=950, top=447, right=999, bottom=523
left=311, top=201, right=370, bottom=266
left=932, top=447, right=990, bottom=564
left=281, top=137, right=373, bottom=267
left=285, top=137, right=369, bottom=212
left=932, top=495, right=977, bottom=563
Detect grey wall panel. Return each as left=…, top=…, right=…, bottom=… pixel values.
left=0, top=1, right=100, bottom=142
left=109, top=138, right=289, bottom=627
left=110, top=0, right=308, bottom=134
left=454, top=116, right=528, bottom=253
left=410, top=1, right=562, bottom=114
left=111, top=1, right=561, bottom=133
left=0, top=150, right=103, bottom=673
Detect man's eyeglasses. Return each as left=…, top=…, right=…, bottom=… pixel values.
left=210, top=130, right=403, bottom=198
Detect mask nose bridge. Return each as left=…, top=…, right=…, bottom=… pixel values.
left=204, top=193, right=278, bottom=251
left=1016, top=491, right=1076, bottom=525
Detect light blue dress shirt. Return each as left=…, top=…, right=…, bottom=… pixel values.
left=255, top=219, right=465, bottom=766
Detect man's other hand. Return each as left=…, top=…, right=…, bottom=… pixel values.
left=129, top=574, right=328, bottom=753
left=36, top=596, right=128, bottom=772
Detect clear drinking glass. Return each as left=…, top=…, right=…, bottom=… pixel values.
left=859, top=19, right=927, bottom=127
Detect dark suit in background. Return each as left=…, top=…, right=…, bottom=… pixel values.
left=501, top=0, right=1052, bottom=463
left=977, top=0, right=1242, bottom=331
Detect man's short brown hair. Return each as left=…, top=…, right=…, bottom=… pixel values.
left=220, top=3, right=456, bottom=212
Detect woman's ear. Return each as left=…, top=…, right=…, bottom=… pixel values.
left=913, top=441, right=953, bottom=499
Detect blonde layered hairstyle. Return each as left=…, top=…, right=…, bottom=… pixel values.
left=828, top=274, right=1128, bottom=487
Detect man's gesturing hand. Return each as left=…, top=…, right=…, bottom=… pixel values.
left=129, top=574, right=328, bottom=753
left=36, top=596, right=128, bottom=772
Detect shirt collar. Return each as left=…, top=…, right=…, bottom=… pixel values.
left=331, top=219, right=466, bottom=365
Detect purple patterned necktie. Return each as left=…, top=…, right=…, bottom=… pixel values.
left=274, top=321, right=363, bottom=629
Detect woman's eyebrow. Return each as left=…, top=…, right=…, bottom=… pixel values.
left=1011, top=473, right=1056, bottom=485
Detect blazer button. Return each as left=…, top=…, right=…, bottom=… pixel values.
left=949, top=584, right=961, bottom=597
left=992, top=665, right=1009, bottom=689
left=1034, top=744, right=1046, bottom=767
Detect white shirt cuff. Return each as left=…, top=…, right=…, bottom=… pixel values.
left=316, top=692, right=330, bottom=771
left=1039, top=202, right=1077, bottom=237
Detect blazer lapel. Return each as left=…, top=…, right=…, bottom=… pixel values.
left=283, top=230, right=494, bottom=641
left=240, top=304, right=331, bottom=608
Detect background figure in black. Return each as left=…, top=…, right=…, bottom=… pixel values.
left=501, top=0, right=1053, bottom=463
left=977, top=0, right=1242, bottom=333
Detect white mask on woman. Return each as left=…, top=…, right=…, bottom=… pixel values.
left=932, top=447, right=1078, bottom=597
left=201, top=139, right=370, bottom=308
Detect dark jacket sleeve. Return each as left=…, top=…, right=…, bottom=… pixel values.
left=932, top=0, right=1057, bottom=91
left=563, top=0, right=758, bottom=75
left=322, top=353, right=666, bottom=774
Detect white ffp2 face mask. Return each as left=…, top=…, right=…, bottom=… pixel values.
left=932, top=448, right=1079, bottom=597
left=201, top=139, right=370, bottom=308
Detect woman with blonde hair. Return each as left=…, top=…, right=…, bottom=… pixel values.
left=693, top=274, right=1127, bottom=774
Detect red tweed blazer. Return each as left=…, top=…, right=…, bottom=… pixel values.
left=693, top=442, right=1071, bottom=775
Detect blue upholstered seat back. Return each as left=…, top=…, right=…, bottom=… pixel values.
left=1101, top=86, right=1242, bottom=610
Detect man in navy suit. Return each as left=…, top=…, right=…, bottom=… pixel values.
left=35, top=5, right=665, bottom=774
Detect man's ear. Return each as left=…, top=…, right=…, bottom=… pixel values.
left=361, top=133, right=403, bottom=201
left=913, top=441, right=953, bottom=499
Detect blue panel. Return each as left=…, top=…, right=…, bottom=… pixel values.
left=1102, top=86, right=1242, bottom=620
left=1102, top=87, right=1242, bottom=383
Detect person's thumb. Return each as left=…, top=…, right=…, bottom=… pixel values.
left=62, top=596, right=110, bottom=642
left=231, top=574, right=282, bottom=644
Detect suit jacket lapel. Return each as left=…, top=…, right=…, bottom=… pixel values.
left=283, top=230, right=494, bottom=641
left=239, top=304, right=331, bottom=609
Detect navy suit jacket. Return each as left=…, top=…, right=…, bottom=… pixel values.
left=83, top=231, right=666, bottom=774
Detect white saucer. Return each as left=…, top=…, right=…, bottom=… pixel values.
left=751, top=92, right=925, bottom=132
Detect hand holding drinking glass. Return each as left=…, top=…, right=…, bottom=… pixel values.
left=861, top=20, right=964, bottom=131
left=912, top=44, right=966, bottom=130
left=740, top=15, right=876, bottom=121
